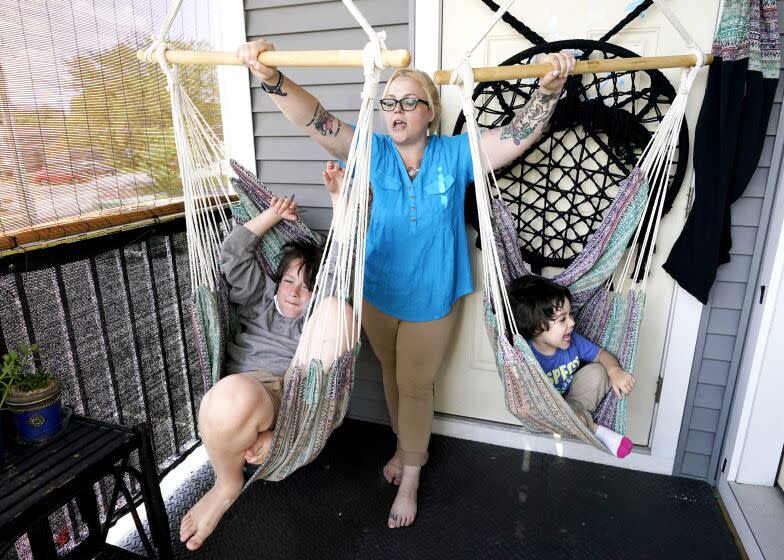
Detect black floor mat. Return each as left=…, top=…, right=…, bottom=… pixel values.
left=123, top=419, right=739, bottom=560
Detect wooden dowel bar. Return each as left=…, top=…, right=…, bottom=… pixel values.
left=137, top=48, right=412, bottom=69
left=433, top=53, right=713, bottom=85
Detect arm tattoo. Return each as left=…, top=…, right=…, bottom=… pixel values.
left=305, top=103, right=342, bottom=137
left=498, top=89, right=560, bottom=145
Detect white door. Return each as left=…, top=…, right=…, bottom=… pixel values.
left=434, top=0, right=720, bottom=446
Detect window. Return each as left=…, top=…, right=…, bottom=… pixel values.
left=0, top=0, right=223, bottom=250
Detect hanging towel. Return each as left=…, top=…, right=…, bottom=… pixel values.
left=664, top=0, right=780, bottom=304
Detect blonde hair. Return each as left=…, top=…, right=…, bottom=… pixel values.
left=382, top=68, right=441, bottom=136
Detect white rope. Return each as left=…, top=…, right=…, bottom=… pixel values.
left=465, top=0, right=517, bottom=58
left=292, top=0, right=389, bottom=365
left=151, top=37, right=233, bottom=293
left=440, top=0, right=709, bottom=332
left=614, top=63, right=701, bottom=294
left=651, top=0, right=704, bottom=55
left=445, top=0, right=519, bottom=337
left=144, top=0, right=384, bottom=362
left=341, top=0, right=378, bottom=45
left=292, top=30, right=384, bottom=367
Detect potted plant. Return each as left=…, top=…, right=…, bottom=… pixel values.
left=1, top=343, right=64, bottom=443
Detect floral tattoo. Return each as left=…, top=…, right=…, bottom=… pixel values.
left=305, top=103, right=342, bottom=137
left=498, top=89, right=560, bottom=145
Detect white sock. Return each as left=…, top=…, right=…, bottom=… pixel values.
left=595, top=425, right=633, bottom=458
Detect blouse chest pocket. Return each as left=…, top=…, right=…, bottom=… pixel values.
left=424, top=174, right=456, bottom=215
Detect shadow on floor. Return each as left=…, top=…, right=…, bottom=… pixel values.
left=123, top=419, right=740, bottom=559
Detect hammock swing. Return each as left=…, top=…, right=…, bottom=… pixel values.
left=436, top=0, right=709, bottom=448
left=141, top=0, right=407, bottom=481
left=141, top=0, right=710, bottom=468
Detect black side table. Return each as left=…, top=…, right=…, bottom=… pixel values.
left=0, top=414, right=173, bottom=559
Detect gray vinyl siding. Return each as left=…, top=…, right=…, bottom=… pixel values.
left=672, top=12, right=784, bottom=481
left=244, top=0, right=409, bottom=424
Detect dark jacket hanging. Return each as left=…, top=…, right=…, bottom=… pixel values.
left=663, top=0, right=780, bottom=304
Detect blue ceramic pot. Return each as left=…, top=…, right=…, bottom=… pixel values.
left=8, top=379, right=63, bottom=443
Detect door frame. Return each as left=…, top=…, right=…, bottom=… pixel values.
left=414, top=0, right=705, bottom=475
left=715, top=106, right=784, bottom=557
left=216, top=0, right=256, bottom=170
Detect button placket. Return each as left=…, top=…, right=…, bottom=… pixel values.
left=408, top=182, right=417, bottom=230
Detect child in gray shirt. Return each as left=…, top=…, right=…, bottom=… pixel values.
left=180, top=163, right=352, bottom=551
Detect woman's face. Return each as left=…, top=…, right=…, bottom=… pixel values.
left=276, top=258, right=313, bottom=318
left=382, top=76, right=433, bottom=146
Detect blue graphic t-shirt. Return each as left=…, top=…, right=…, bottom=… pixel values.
left=528, top=332, right=600, bottom=394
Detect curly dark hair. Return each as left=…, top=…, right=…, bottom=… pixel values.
left=508, top=275, right=572, bottom=339
left=271, top=241, right=324, bottom=291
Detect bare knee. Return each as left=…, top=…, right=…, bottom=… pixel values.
left=199, top=375, right=271, bottom=435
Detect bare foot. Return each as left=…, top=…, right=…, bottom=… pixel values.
left=387, top=466, right=419, bottom=528
left=383, top=454, right=403, bottom=486
left=179, top=481, right=243, bottom=550
left=243, top=430, right=274, bottom=464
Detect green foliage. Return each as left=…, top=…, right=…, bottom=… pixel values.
left=60, top=39, right=223, bottom=195
left=0, top=343, right=54, bottom=408
left=9, top=36, right=223, bottom=200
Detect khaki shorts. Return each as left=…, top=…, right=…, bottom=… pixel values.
left=241, top=370, right=284, bottom=428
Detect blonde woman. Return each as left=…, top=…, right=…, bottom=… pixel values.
left=237, top=39, right=574, bottom=529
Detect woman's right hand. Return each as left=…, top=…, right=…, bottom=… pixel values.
left=236, top=39, right=279, bottom=83
left=322, top=161, right=345, bottom=197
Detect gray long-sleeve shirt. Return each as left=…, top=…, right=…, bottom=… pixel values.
left=221, top=225, right=305, bottom=376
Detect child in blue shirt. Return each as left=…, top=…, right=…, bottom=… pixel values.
left=509, top=275, right=636, bottom=458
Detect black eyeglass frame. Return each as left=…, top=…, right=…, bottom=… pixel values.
left=379, top=97, right=430, bottom=112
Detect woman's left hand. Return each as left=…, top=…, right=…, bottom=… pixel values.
left=539, top=51, right=576, bottom=93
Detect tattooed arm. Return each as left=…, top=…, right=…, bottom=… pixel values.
left=236, top=40, right=353, bottom=161
left=480, top=51, right=575, bottom=171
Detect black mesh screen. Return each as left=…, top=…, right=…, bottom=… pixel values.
left=0, top=220, right=203, bottom=557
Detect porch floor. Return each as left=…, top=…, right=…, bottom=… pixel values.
left=123, top=419, right=740, bottom=559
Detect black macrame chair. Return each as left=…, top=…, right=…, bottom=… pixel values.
left=458, top=3, right=689, bottom=274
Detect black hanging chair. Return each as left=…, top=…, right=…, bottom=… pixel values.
left=457, top=2, right=688, bottom=275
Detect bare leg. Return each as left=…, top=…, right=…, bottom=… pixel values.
left=179, top=374, right=276, bottom=550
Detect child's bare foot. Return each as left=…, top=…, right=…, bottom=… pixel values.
left=243, top=430, right=274, bottom=464
left=179, top=481, right=243, bottom=550
left=383, top=454, right=403, bottom=486
left=387, top=466, right=419, bottom=528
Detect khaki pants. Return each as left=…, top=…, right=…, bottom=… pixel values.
left=564, top=362, right=611, bottom=429
left=362, top=300, right=458, bottom=467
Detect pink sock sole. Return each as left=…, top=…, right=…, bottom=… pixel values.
left=617, top=436, right=633, bottom=458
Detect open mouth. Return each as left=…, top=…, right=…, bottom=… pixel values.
left=392, top=119, right=406, bottom=131
left=563, top=333, right=572, bottom=343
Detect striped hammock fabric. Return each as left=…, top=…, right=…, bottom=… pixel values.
left=192, top=160, right=360, bottom=482
left=487, top=167, right=649, bottom=446
left=451, top=0, right=705, bottom=453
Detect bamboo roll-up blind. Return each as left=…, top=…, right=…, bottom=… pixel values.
left=0, top=0, right=225, bottom=251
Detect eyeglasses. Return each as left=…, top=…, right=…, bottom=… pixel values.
left=379, top=97, right=429, bottom=112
